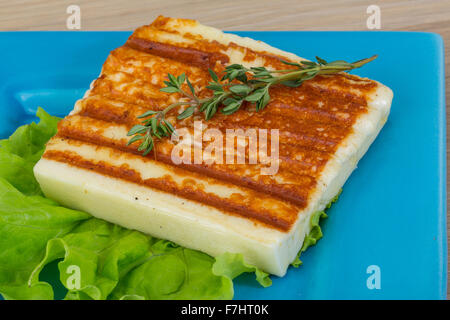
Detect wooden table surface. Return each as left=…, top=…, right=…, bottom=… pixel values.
left=1, top=0, right=449, bottom=298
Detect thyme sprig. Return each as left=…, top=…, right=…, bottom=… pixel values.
left=127, top=55, right=377, bottom=155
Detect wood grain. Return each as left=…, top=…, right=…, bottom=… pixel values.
left=0, top=0, right=449, bottom=297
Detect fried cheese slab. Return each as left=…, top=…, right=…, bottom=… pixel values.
left=34, top=16, right=393, bottom=276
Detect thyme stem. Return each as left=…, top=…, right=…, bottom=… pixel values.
left=128, top=55, right=377, bottom=155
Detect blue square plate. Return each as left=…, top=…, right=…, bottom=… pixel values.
left=0, top=31, right=446, bottom=299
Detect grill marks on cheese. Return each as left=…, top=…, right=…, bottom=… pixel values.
left=43, top=16, right=377, bottom=231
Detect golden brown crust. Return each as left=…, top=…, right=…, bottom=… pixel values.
left=44, top=16, right=378, bottom=231
left=44, top=141, right=300, bottom=231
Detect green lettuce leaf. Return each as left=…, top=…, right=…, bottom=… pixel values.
left=30, top=219, right=152, bottom=300
left=0, top=108, right=59, bottom=196
left=0, top=179, right=90, bottom=299
left=212, top=252, right=272, bottom=288
left=291, top=190, right=341, bottom=267
left=110, top=242, right=234, bottom=300
left=0, top=109, right=90, bottom=299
